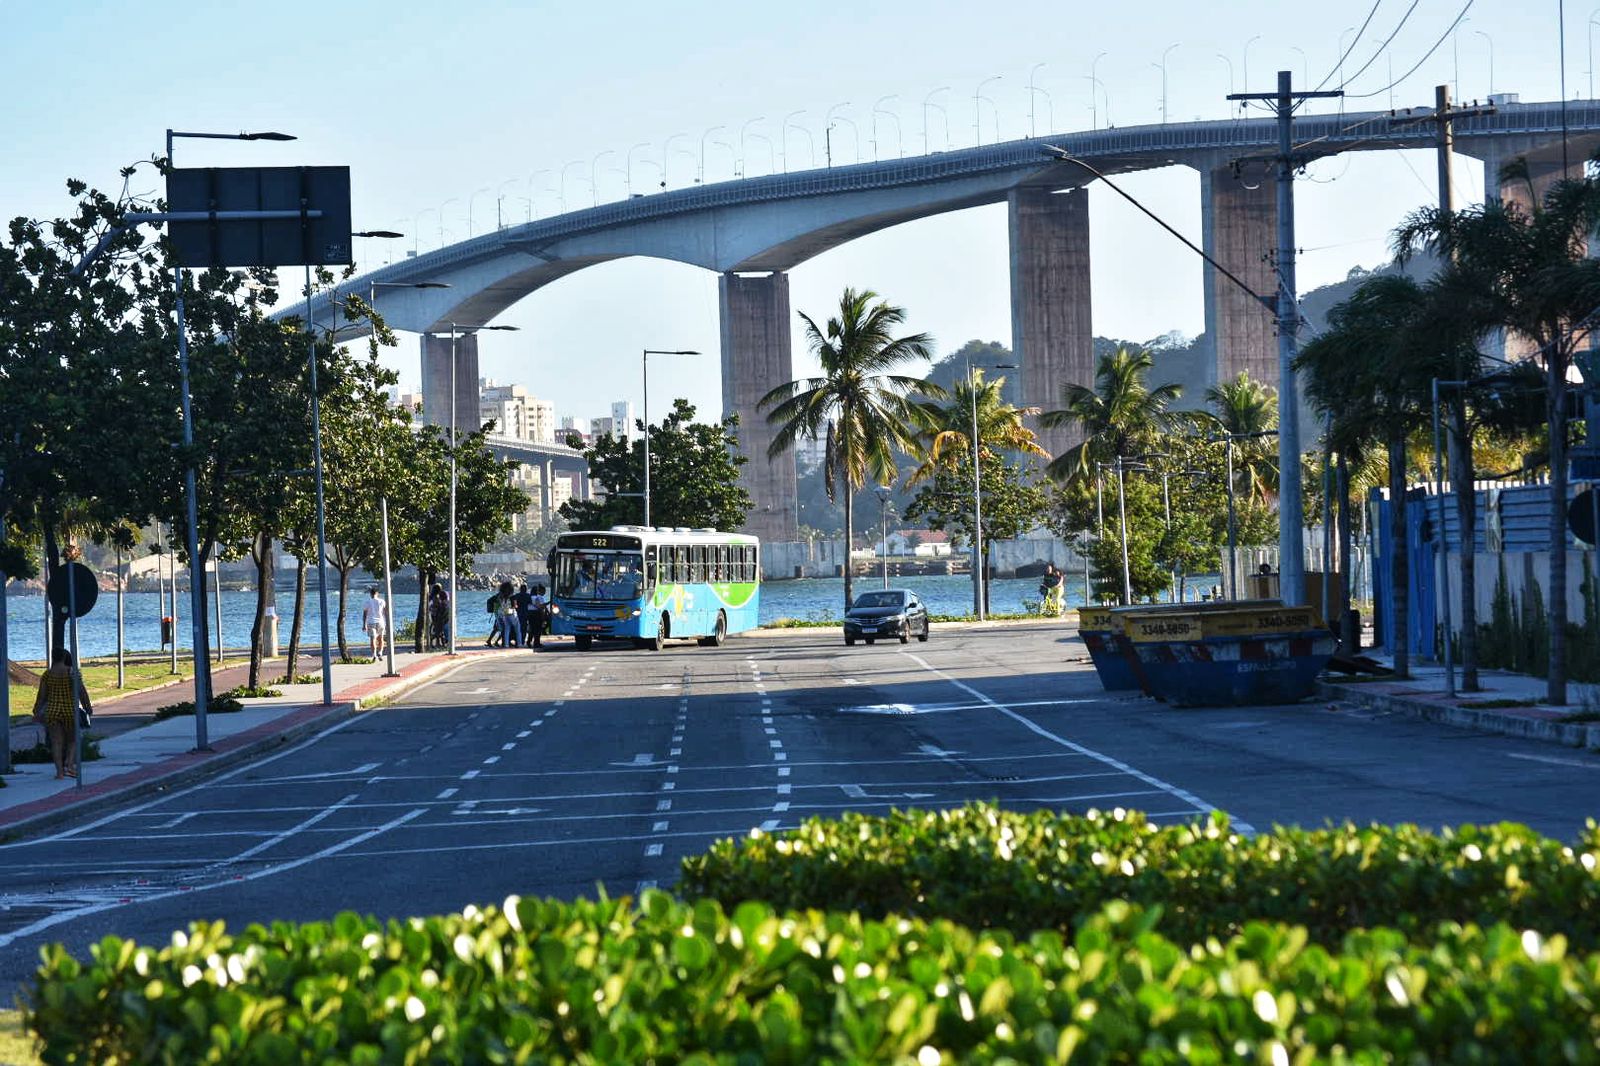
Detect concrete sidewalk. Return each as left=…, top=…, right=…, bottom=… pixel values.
left=1317, top=654, right=1600, bottom=751
left=0, top=646, right=534, bottom=840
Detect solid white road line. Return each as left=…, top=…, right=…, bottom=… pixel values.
left=900, top=652, right=1253, bottom=834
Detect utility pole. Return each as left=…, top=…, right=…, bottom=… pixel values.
left=1227, top=71, right=1341, bottom=607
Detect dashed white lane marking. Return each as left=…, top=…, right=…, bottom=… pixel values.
left=666, top=765, right=678, bottom=775
left=154, top=812, right=198, bottom=830
left=645, top=843, right=663, bottom=857
left=460, top=770, right=480, bottom=780
left=764, top=727, right=777, bottom=735
left=516, top=730, right=531, bottom=739
left=842, top=678, right=861, bottom=685
left=531, top=720, right=544, bottom=727
left=777, top=766, right=790, bottom=777
left=452, top=800, right=479, bottom=816
left=652, top=821, right=669, bottom=832
left=900, top=652, right=1253, bottom=834
left=777, top=783, right=791, bottom=795
left=483, top=756, right=500, bottom=765
left=636, top=879, right=657, bottom=893
left=760, top=819, right=780, bottom=831
left=670, top=747, right=681, bottom=756
left=501, top=743, right=517, bottom=751
left=656, top=799, right=672, bottom=811
left=546, top=709, right=558, bottom=716
left=768, top=740, right=783, bottom=749
left=774, top=752, right=787, bottom=761
left=661, top=781, right=675, bottom=791
left=436, top=787, right=458, bottom=800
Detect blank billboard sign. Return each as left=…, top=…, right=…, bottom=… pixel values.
left=166, top=166, right=352, bottom=268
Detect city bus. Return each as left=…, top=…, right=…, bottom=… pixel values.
left=547, top=527, right=761, bottom=650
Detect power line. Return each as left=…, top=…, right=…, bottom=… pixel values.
left=1338, top=0, right=1423, bottom=90
left=1311, top=0, right=1388, bottom=92
left=1346, top=0, right=1476, bottom=99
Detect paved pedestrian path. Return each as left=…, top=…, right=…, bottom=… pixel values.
left=1317, top=653, right=1600, bottom=750
left=0, top=646, right=534, bottom=839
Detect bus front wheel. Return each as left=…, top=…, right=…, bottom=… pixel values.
left=637, top=614, right=667, bottom=652
left=698, top=612, right=727, bottom=648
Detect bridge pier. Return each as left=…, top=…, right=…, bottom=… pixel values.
left=420, top=332, right=481, bottom=435
left=719, top=271, right=799, bottom=543
left=1199, top=158, right=1278, bottom=395
left=1008, top=185, right=1093, bottom=460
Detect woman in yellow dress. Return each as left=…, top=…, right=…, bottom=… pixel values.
left=31, top=649, right=93, bottom=779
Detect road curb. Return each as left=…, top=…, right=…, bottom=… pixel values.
left=1315, top=679, right=1600, bottom=751
left=0, top=652, right=485, bottom=843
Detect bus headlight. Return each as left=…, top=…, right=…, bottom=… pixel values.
left=631, top=609, right=641, bottom=617
left=548, top=604, right=560, bottom=615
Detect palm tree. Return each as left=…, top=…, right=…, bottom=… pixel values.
left=906, top=368, right=1045, bottom=484
left=1040, top=346, right=1182, bottom=483
left=760, top=288, right=936, bottom=613
left=1296, top=275, right=1436, bottom=680
left=1395, top=174, right=1600, bottom=703
left=1203, top=372, right=1280, bottom=506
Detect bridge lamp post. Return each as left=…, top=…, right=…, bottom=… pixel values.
left=642, top=349, right=701, bottom=529
left=166, top=127, right=295, bottom=743
left=973, top=76, right=1001, bottom=145
left=922, top=87, right=950, bottom=152
left=1476, top=30, right=1494, bottom=97
left=739, top=118, right=765, bottom=177
left=559, top=161, right=584, bottom=211
left=1090, top=52, right=1107, bottom=129
left=371, top=277, right=450, bottom=675
left=1290, top=47, right=1309, bottom=94
left=1154, top=44, right=1178, bottom=124
left=699, top=127, right=726, bottom=183
left=780, top=112, right=806, bottom=171
left=412, top=208, right=436, bottom=257
left=871, top=95, right=900, bottom=158
left=525, top=170, right=550, bottom=220
left=590, top=151, right=615, bottom=206
left=1590, top=15, right=1600, bottom=99
left=663, top=133, right=690, bottom=185
left=1027, top=64, right=1047, bottom=137
left=467, top=186, right=491, bottom=237
left=446, top=323, right=520, bottom=656
left=625, top=143, right=653, bottom=195
left=495, top=179, right=518, bottom=231
left=1242, top=34, right=1261, bottom=107
left=832, top=116, right=860, bottom=164
left=1216, top=54, right=1235, bottom=106
left=436, top=198, right=459, bottom=248
left=824, top=103, right=851, bottom=166
left=966, top=357, right=1017, bottom=620
left=745, top=133, right=774, bottom=176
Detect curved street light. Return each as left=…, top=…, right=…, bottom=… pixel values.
left=412, top=207, right=436, bottom=256
left=1155, top=44, right=1179, bottom=124
left=559, top=160, right=584, bottom=211
left=495, top=178, right=518, bottom=230
left=662, top=132, right=690, bottom=186
left=699, top=125, right=726, bottom=183
left=871, top=94, right=900, bottom=158
left=590, top=150, right=615, bottom=206
left=825, top=102, right=851, bottom=166
left=832, top=115, right=860, bottom=163
left=1476, top=29, right=1494, bottom=97
left=466, top=186, right=490, bottom=237
left=739, top=117, right=765, bottom=177
left=524, top=169, right=550, bottom=220
left=1290, top=45, right=1309, bottom=90
left=922, top=86, right=950, bottom=152
left=1027, top=63, right=1048, bottom=137
left=436, top=198, right=459, bottom=247
left=974, top=75, right=1002, bottom=145
left=626, top=142, right=652, bottom=194
left=781, top=110, right=807, bottom=171
left=1243, top=34, right=1261, bottom=96
left=1216, top=53, right=1236, bottom=102
left=745, top=131, right=775, bottom=175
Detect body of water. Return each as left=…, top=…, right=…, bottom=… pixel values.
left=2, top=572, right=1222, bottom=661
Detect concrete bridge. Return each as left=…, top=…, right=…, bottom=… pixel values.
left=317, top=94, right=1600, bottom=542
left=479, top=433, right=591, bottom=525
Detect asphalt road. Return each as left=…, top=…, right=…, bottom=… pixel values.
left=2, top=621, right=1600, bottom=1003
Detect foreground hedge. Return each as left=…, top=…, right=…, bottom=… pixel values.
left=681, top=804, right=1600, bottom=950
left=29, top=893, right=1600, bottom=1063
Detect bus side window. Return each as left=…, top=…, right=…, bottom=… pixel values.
left=716, top=545, right=728, bottom=582
left=669, top=546, right=681, bottom=584
left=745, top=545, right=755, bottom=581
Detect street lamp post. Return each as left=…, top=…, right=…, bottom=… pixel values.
left=1090, top=52, right=1108, bottom=129
left=965, top=357, right=1017, bottom=619
left=1156, top=44, right=1179, bottom=124
left=974, top=76, right=1002, bottom=145
left=1027, top=63, right=1048, bottom=137
left=739, top=118, right=765, bottom=176
left=875, top=487, right=894, bottom=589
left=699, top=127, right=726, bottom=183
left=448, top=322, right=520, bottom=656
left=1113, top=459, right=1133, bottom=605
left=871, top=95, right=900, bottom=159
left=625, top=143, right=652, bottom=195
left=1216, top=429, right=1278, bottom=599
left=1476, top=30, right=1494, bottom=97
left=780, top=112, right=806, bottom=171
left=371, top=276, right=450, bottom=676
left=922, top=87, right=950, bottom=152
left=166, top=127, right=294, bottom=745
left=642, top=349, right=701, bottom=528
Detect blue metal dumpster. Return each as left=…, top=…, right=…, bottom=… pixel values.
left=1078, top=606, right=1139, bottom=691
left=1114, top=604, right=1335, bottom=706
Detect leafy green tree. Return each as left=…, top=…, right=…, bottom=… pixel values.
left=904, top=452, right=1049, bottom=610
left=906, top=368, right=1045, bottom=484
left=1202, top=372, right=1279, bottom=505
left=1039, top=346, right=1182, bottom=483
left=1296, top=276, right=1436, bottom=680
left=560, top=399, right=752, bottom=532
left=760, top=288, right=937, bottom=613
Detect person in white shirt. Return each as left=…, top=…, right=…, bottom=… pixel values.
left=362, top=587, right=387, bottom=657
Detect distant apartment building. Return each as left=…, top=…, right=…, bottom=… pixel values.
left=529, top=399, right=556, bottom=444
left=610, top=401, right=636, bottom=441
left=590, top=416, right=616, bottom=439
left=507, top=463, right=577, bottom=532
left=479, top=379, right=533, bottom=439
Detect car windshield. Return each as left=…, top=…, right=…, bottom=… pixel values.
left=852, top=591, right=907, bottom=609
left=554, top=551, right=644, bottom=601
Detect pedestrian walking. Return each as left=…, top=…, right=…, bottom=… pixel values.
left=427, top=584, right=450, bottom=649
left=362, top=587, right=388, bottom=658
left=499, top=580, right=522, bottom=648
left=31, top=649, right=92, bottom=780
left=529, top=584, right=548, bottom=648
left=513, top=582, right=533, bottom=647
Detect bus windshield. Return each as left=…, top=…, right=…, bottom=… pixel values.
left=554, top=551, right=645, bottom=601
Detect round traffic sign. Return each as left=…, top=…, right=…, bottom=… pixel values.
left=46, top=562, right=98, bottom=618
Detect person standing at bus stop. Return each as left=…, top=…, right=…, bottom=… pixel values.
left=32, top=649, right=93, bottom=780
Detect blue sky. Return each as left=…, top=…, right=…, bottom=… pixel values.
left=1, top=0, right=1572, bottom=422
